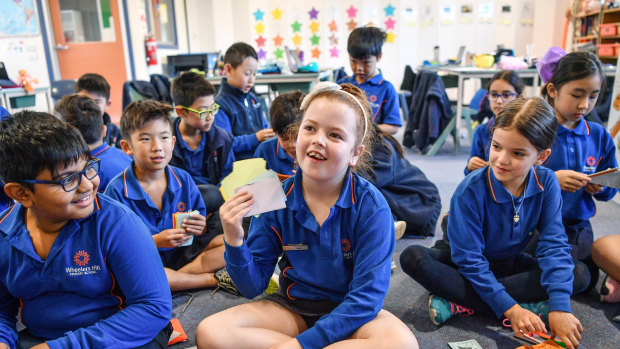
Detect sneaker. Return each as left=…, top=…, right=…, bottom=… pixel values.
left=601, top=275, right=620, bottom=303
left=211, top=269, right=239, bottom=296
left=265, top=273, right=279, bottom=295
left=391, top=259, right=397, bottom=272
left=395, top=221, right=406, bottom=240
left=428, top=294, right=474, bottom=325
left=519, top=301, right=549, bottom=321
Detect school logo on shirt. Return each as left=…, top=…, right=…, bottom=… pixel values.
left=66, top=250, right=102, bottom=276
left=584, top=155, right=597, bottom=173
left=74, top=250, right=90, bottom=266
left=369, top=95, right=378, bottom=103
left=341, top=238, right=353, bottom=260
left=177, top=201, right=186, bottom=212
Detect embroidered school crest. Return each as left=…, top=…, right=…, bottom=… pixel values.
left=74, top=250, right=90, bottom=266
left=586, top=155, right=596, bottom=166
left=177, top=201, right=186, bottom=212
left=369, top=95, right=377, bottom=103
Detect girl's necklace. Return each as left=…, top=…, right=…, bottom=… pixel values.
left=510, top=177, right=528, bottom=223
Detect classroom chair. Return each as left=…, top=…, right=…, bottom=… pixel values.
left=121, top=80, right=159, bottom=111
left=50, top=79, right=76, bottom=104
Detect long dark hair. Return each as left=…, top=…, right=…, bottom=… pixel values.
left=541, top=52, right=605, bottom=107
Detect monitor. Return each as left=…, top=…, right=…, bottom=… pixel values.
left=167, top=53, right=219, bottom=77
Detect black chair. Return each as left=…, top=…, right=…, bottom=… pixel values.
left=50, top=79, right=76, bottom=104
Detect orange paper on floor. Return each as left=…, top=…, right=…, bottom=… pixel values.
left=168, top=318, right=188, bottom=345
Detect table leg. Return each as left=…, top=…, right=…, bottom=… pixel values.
left=532, top=74, right=540, bottom=97
left=454, top=75, right=465, bottom=154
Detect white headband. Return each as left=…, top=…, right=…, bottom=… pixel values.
left=300, top=81, right=369, bottom=141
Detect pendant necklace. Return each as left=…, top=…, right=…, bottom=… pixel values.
left=510, top=194, right=524, bottom=223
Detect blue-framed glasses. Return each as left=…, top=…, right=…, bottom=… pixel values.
left=180, top=103, right=220, bottom=120
left=489, top=92, right=517, bottom=101
left=21, top=159, right=100, bottom=192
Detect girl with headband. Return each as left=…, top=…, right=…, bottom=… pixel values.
left=196, top=82, right=418, bottom=349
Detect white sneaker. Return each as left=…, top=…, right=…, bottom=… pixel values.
left=395, top=220, right=407, bottom=240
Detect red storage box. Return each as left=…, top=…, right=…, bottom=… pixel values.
left=598, top=43, right=616, bottom=56
left=601, top=23, right=618, bottom=36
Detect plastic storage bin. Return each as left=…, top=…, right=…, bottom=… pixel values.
left=601, top=23, right=618, bottom=37
left=9, top=95, right=36, bottom=108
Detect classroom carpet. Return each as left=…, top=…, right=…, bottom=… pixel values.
left=170, top=136, right=620, bottom=348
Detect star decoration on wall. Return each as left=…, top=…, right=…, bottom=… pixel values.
left=272, top=7, right=282, bottom=20
left=253, top=9, right=264, bottom=21
left=346, top=5, right=357, bottom=18
left=385, top=17, right=396, bottom=30
left=384, top=4, right=396, bottom=17
left=309, top=7, right=319, bottom=20
left=310, top=33, right=320, bottom=46
left=311, top=46, right=321, bottom=59
left=255, top=35, right=266, bottom=47
left=329, top=46, right=339, bottom=58
left=386, top=30, right=396, bottom=43
left=254, top=22, right=265, bottom=34
left=329, top=33, right=338, bottom=45
left=274, top=47, right=284, bottom=59
left=257, top=48, right=267, bottom=60
left=309, top=21, right=320, bottom=33
left=347, top=19, right=357, bottom=30
left=292, top=34, right=302, bottom=46
left=273, top=35, right=283, bottom=46
left=328, top=19, right=338, bottom=32
left=291, top=20, right=302, bottom=32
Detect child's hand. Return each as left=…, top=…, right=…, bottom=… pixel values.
left=154, top=229, right=191, bottom=248
left=256, top=128, right=276, bottom=142
left=467, top=156, right=488, bottom=172
left=549, top=311, right=582, bottom=349
left=555, top=170, right=591, bottom=192
left=504, top=304, right=547, bottom=337
left=585, top=182, right=603, bottom=194
left=220, top=191, right=254, bottom=247
left=182, top=212, right=207, bottom=235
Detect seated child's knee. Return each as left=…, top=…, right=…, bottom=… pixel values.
left=195, top=316, right=226, bottom=348
left=399, top=245, right=427, bottom=274
left=573, top=260, right=592, bottom=294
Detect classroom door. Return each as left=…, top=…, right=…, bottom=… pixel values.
left=49, top=0, right=128, bottom=122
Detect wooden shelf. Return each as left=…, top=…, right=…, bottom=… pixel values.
left=576, top=9, right=601, bottom=18
left=575, top=35, right=598, bottom=41
left=603, top=7, right=620, bottom=15
left=601, top=34, right=620, bottom=39
left=599, top=55, right=618, bottom=59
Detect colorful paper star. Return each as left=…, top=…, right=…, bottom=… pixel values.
left=257, top=48, right=267, bottom=60
left=255, top=35, right=266, bottom=47
left=386, top=30, right=396, bottom=43
left=253, top=9, right=264, bottom=21
left=328, top=19, right=338, bottom=32
left=309, top=7, right=319, bottom=20
left=347, top=19, right=358, bottom=30
left=272, top=7, right=282, bottom=20
left=273, top=35, right=283, bottom=46
left=309, top=21, right=320, bottom=33
left=385, top=17, right=396, bottom=30
left=254, top=22, right=265, bottom=34
left=291, top=20, right=302, bottom=32
left=274, top=47, right=284, bottom=59
left=329, top=46, right=339, bottom=58
left=311, top=47, right=321, bottom=59
left=292, top=33, right=303, bottom=46
left=329, top=33, right=338, bottom=45
left=384, top=4, right=396, bottom=17
left=346, top=5, right=358, bottom=18
left=310, top=33, right=320, bottom=46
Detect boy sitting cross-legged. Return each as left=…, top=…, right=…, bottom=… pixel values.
left=0, top=111, right=171, bottom=348
left=105, top=100, right=234, bottom=292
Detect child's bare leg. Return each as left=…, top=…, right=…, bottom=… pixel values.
left=196, top=300, right=307, bottom=349
left=178, top=235, right=226, bottom=274
left=592, top=235, right=620, bottom=281
left=325, top=310, right=418, bottom=349
left=164, top=268, right=217, bottom=291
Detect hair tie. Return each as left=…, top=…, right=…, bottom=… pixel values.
left=536, top=46, right=567, bottom=84
left=301, top=81, right=369, bottom=141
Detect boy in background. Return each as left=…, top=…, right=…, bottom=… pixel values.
left=170, top=72, right=234, bottom=213
left=253, top=91, right=304, bottom=180
left=215, top=42, right=275, bottom=160
left=55, top=94, right=131, bottom=192
left=105, top=100, right=234, bottom=293
left=75, top=73, right=122, bottom=147
left=0, top=111, right=171, bottom=348
left=338, top=27, right=402, bottom=135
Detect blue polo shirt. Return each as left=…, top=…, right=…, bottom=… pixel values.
left=225, top=169, right=394, bottom=348
left=104, top=164, right=206, bottom=252
left=465, top=117, right=495, bottom=175
left=337, top=72, right=402, bottom=126
left=91, top=142, right=132, bottom=192
left=448, top=166, right=574, bottom=318
left=543, top=119, right=618, bottom=221
left=0, top=194, right=171, bottom=349
left=0, top=107, right=9, bottom=118
left=253, top=138, right=295, bottom=178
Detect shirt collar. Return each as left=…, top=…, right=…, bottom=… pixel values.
left=559, top=118, right=590, bottom=136
left=220, top=78, right=247, bottom=97
left=353, top=71, right=384, bottom=86
left=121, top=164, right=182, bottom=200
left=276, top=139, right=293, bottom=161
left=486, top=166, right=545, bottom=203
left=287, top=168, right=356, bottom=211
left=90, top=142, right=110, bottom=158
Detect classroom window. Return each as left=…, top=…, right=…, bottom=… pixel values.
left=59, top=0, right=116, bottom=43
left=145, top=0, right=177, bottom=47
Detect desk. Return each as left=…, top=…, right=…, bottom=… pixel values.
left=0, top=87, right=52, bottom=114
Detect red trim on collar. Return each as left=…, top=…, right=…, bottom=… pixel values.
left=350, top=172, right=355, bottom=204
left=270, top=225, right=283, bottom=245
left=487, top=167, right=498, bottom=203
left=0, top=204, right=17, bottom=225
left=168, top=166, right=182, bottom=187
left=286, top=183, right=294, bottom=197
left=92, top=145, right=111, bottom=157
left=584, top=120, right=590, bottom=135
left=94, top=194, right=100, bottom=210
left=532, top=168, right=544, bottom=191
left=372, top=100, right=385, bottom=121
left=122, top=169, right=128, bottom=198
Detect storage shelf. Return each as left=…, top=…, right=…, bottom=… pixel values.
left=576, top=9, right=601, bottom=18
left=603, top=7, right=620, bottom=15
left=575, top=35, right=598, bottom=40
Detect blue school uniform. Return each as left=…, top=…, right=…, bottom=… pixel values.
left=0, top=107, right=9, bottom=118
left=225, top=169, right=394, bottom=348
left=0, top=194, right=171, bottom=348
left=170, top=117, right=235, bottom=185
left=253, top=138, right=295, bottom=178
left=447, top=166, right=574, bottom=317
left=337, top=72, right=402, bottom=127
left=214, top=78, right=268, bottom=160
left=104, top=164, right=206, bottom=253
left=464, top=116, right=495, bottom=176
left=91, top=142, right=132, bottom=192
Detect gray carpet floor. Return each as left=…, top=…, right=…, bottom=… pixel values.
left=171, top=136, right=620, bottom=348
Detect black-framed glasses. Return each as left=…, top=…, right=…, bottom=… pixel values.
left=489, top=92, right=517, bottom=101
left=21, top=159, right=100, bottom=192
left=180, top=103, right=220, bottom=120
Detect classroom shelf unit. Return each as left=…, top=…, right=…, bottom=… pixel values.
left=599, top=7, right=620, bottom=64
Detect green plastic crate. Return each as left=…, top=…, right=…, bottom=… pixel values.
left=9, top=95, right=36, bottom=108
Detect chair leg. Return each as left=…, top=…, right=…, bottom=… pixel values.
left=426, top=116, right=456, bottom=157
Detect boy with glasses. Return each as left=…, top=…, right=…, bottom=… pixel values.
left=0, top=111, right=172, bottom=348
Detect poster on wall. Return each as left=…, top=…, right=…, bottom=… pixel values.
left=606, top=56, right=620, bottom=203
left=0, top=0, right=39, bottom=37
